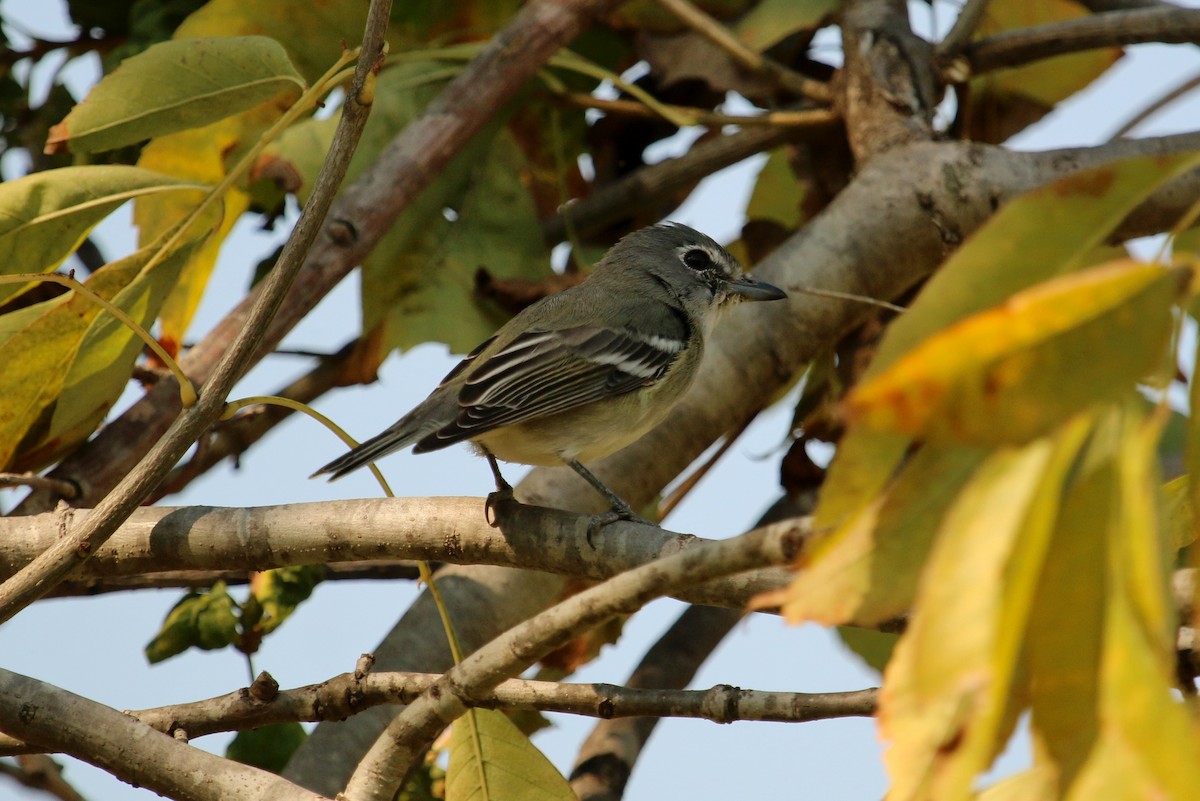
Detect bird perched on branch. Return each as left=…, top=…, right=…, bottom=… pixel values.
left=312, top=222, right=787, bottom=530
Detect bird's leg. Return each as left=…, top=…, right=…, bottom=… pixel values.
left=565, top=459, right=656, bottom=542
left=482, top=448, right=514, bottom=527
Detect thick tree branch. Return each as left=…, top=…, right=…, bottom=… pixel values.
left=0, top=0, right=390, bottom=622
left=14, top=0, right=626, bottom=516
left=0, top=499, right=798, bottom=612
left=0, top=670, right=327, bottom=801
left=341, top=521, right=804, bottom=801
left=965, top=6, right=1200, bottom=76
left=0, top=670, right=875, bottom=756
left=837, top=0, right=937, bottom=161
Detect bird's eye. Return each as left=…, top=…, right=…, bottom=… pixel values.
left=682, top=249, right=712, bottom=271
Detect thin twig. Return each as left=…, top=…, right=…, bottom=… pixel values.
left=46, top=561, right=423, bottom=598
left=542, top=118, right=835, bottom=243
left=964, top=6, right=1200, bottom=77
left=936, top=0, right=991, bottom=60
left=0, top=668, right=875, bottom=756
left=571, top=604, right=745, bottom=800
left=0, top=473, right=77, bottom=499
left=154, top=339, right=361, bottom=501
left=654, top=0, right=833, bottom=104
left=0, top=670, right=324, bottom=801
left=1108, top=68, right=1200, bottom=140
left=559, top=92, right=837, bottom=127
left=572, top=487, right=822, bottom=800
left=0, top=0, right=390, bottom=623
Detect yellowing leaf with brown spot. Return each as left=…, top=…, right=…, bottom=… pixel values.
left=846, top=260, right=1184, bottom=446
left=813, top=152, right=1198, bottom=540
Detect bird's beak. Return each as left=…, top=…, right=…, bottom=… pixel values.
left=725, top=274, right=788, bottom=301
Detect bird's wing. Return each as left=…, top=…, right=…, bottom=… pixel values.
left=413, top=323, right=689, bottom=450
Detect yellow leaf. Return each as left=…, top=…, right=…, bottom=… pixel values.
left=781, top=443, right=987, bottom=627
left=814, top=151, right=1199, bottom=532
left=1, top=239, right=200, bottom=471
left=847, top=260, right=1184, bottom=445
left=446, top=709, right=573, bottom=801
left=0, top=165, right=206, bottom=306
left=45, top=36, right=304, bottom=154
left=136, top=121, right=254, bottom=347
left=881, top=418, right=1089, bottom=801
left=1027, top=406, right=1200, bottom=798
left=974, top=767, right=1056, bottom=801
left=129, top=0, right=369, bottom=344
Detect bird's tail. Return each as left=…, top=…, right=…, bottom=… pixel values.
left=310, top=421, right=424, bottom=481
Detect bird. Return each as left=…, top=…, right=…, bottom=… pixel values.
left=312, top=222, right=787, bottom=530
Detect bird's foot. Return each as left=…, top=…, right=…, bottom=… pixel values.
left=585, top=499, right=656, bottom=546
left=483, top=450, right=515, bottom=527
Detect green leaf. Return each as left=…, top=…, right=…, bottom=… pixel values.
left=847, top=260, right=1184, bottom=446
left=446, top=709, right=573, bottom=801
left=251, top=565, right=321, bottom=636
left=745, top=147, right=808, bottom=230
left=226, top=722, right=307, bottom=774
left=46, top=36, right=305, bottom=154
left=836, top=626, right=897, bottom=674
left=0, top=165, right=207, bottom=306
left=366, top=125, right=551, bottom=358
left=398, top=760, right=448, bottom=801
left=145, top=582, right=239, bottom=663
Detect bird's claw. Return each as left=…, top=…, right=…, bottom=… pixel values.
left=485, top=485, right=515, bottom=527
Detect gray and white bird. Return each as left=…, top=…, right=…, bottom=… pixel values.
left=312, top=222, right=787, bottom=525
